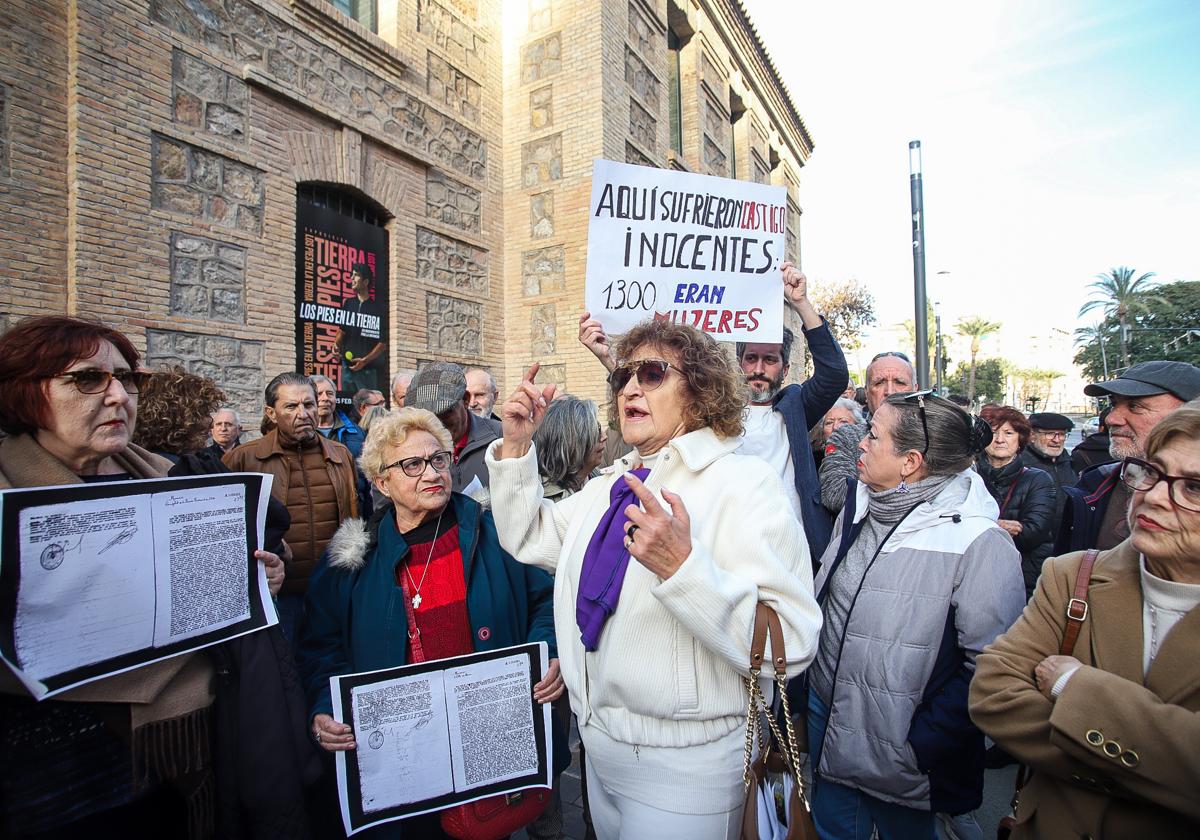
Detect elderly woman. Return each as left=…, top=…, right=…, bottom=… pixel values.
left=812, top=396, right=865, bottom=468
left=297, top=408, right=565, bottom=838
left=486, top=320, right=821, bottom=839
left=0, top=316, right=284, bottom=837
left=977, top=405, right=1058, bottom=597
left=807, top=392, right=1026, bottom=837
left=533, top=395, right=606, bottom=501
left=132, top=365, right=229, bottom=462
left=970, top=404, right=1200, bottom=838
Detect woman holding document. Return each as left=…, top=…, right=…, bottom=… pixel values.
left=485, top=319, right=822, bottom=839
left=298, top=407, right=565, bottom=837
left=0, top=316, right=285, bottom=837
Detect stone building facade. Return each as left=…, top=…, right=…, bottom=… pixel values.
left=0, top=0, right=811, bottom=418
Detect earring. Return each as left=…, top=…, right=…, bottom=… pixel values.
left=897, top=478, right=910, bottom=494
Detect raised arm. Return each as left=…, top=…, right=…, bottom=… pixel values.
left=578, top=311, right=617, bottom=373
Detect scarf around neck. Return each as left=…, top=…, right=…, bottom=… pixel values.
left=576, top=467, right=650, bottom=651
left=867, top=473, right=953, bottom=524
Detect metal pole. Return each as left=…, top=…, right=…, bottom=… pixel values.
left=1098, top=326, right=1110, bottom=379
left=935, top=313, right=943, bottom=393
left=909, top=141, right=930, bottom=388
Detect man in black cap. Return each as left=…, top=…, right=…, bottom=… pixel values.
left=1021, top=412, right=1078, bottom=509
left=406, top=361, right=501, bottom=494
left=1056, top=360, right=1200, bottom=553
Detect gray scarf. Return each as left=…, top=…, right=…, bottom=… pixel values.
left=811, top=473, right=954, bottom=704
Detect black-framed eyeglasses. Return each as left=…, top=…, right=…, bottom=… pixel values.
left=383, top=450, right=453, bottom=477
left=607, top=358, right=674, bottom=393
left=1034, top=429, right=1068, bottom=439
left=901, top=389, right=934, bottom=454
left=53, top=368, right=150, bottom=395
left=871, top=351, right=911, bottom=364
left=1120, top=457, right=1200, bottom=512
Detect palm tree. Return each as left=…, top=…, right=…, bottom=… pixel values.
left=1078, top=267, right=1160, bottom=368
left=956, top=316, right=1003, bottom=402
left=1074, top=322, right=1113, bottom=379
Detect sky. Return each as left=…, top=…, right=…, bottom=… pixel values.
left=743, top=0, right=1200, bottom=375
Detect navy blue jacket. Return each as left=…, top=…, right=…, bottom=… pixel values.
left=773, top=320, right=848, bottom=564
left=1054, top=461, right=1121, bottom=555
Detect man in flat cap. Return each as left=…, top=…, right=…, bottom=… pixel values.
left=1056, top=360, right=1200, bottom=553
left=1022, top=412, right=1078, bottom=509
left=406, top=361, right=502, bottom=494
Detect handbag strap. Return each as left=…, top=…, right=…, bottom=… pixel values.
left=750, top=603, right=787, bottom=678
left=1060, top=548, right=1099, bottom=656
left=998, top=467, right=1026, bottom=518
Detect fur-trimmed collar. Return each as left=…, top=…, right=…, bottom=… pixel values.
left=327, top=516, right=373, bottom=571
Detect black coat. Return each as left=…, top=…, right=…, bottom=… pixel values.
left=976, top=457, right=1057, bottom=597
left=1019, top=445, right=1077, bottom=518
left=1070, top=433, right=1115, bottom=473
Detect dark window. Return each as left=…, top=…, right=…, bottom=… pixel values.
left=298, top=183, right=387, bottom=228
left=330, top=0, right=377, bottom=33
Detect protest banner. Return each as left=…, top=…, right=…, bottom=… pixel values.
left=585, top=159, right=787, bottom=342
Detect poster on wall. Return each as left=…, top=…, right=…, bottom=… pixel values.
left=585, top=159, right=787, bottom=343
left=295, top=198, right=390, bottom=407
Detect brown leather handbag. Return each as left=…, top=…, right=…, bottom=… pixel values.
left=740, top=604, right=817, bottom=840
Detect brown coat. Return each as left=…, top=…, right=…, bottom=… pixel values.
left=224, top=430, right=357, bottom=594
left=969, top=540, right=1200, bottom=838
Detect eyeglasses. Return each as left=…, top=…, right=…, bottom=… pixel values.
left=383, top=450, right=453, bottom=477
left=607, top=359, right=674, bottom=393
left=871, top=351, right=911, bottom=363
left=54, top=368, right=150, bottom=395
left=1120, top=457, right=1200, bottom=512
left=900, top=389, right=934, bottom=454
left=1034, top=429, right=1068, bottom=440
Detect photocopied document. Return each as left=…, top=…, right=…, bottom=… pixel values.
left=0, top=473, right=276, bottom=699
left=331, top=642, right=552, bottom=836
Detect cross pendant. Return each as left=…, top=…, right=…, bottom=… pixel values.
left=412, top=593, right=422, bottom=609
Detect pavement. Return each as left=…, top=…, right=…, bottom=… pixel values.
left=516, top=729, right=1019, bottom=840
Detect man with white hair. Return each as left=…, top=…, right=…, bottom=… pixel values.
left=464, top=367, right=500, bottom=419
left=203, top=407, right=242, bottom=459
left=391, top=369, right=415, bottom=409
left=312, top=374, right=365, bottom=460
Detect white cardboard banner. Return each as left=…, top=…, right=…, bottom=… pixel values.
left=585, top=159, right=787, bottom=343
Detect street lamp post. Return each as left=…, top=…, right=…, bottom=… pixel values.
left=909, top=141, right=930, bottom=388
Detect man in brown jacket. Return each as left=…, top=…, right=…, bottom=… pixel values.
left=225, top=372, right=357, bottom=642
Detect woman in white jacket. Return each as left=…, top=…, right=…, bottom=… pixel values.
left=487, top=319, right=822, bottom=840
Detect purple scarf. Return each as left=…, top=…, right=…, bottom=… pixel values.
left=576, top=468, right=650, bottom=651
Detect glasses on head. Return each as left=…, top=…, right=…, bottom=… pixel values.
left=900, top=389, right=935, bottom=454
left=55, top=368, right=150, bottom=395
left=1120, top=457, right=1200, bottom=512
left=383, top=450, right=453, bottom=477
left=871, top=351, right=911, bottom=364
left=607, top=359, right=674, bottom=393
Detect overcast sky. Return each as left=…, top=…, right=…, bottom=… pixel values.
left=744, top=0, right=1200, bottom=368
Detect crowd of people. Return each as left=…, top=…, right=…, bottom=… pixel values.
left=0, top=263, right=1197, bottom=840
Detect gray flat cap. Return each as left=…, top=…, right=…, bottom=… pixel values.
left=407, top=362, right=467, bottom=416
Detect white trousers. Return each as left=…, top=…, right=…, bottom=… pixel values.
left=585, top=752, right=742, bottom=840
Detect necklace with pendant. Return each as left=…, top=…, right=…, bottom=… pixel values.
left=405, top=509, right=444, bottom=610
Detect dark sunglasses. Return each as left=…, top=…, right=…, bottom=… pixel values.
left=900, top=389, right=934, bottom=454
left=54, top=368, right=150, bottom=395
left=383, top=450, right=453, bottom=477
left=607, top=358, right=674, bottom=393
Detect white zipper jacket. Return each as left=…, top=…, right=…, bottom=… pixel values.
left=485, top=427, right=822, bottom=749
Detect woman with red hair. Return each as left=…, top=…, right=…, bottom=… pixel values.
left=0, top=316, right=285, bottom=837
left=977, top=405, right=1058, bottom=597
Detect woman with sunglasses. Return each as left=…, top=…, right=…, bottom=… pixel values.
left=486, top=319, right=821, bottom=839
left=806, top=392, right=1026, bottom=838
left=0, top=316, right=285, bottom=837
left=297, top=407, right=566, bottom=838
left=971, top=402, right=1200, bottom=838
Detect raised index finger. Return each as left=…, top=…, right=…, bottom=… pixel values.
left=623, top=472, right=664, bottom=515
left=523, top=362, right=540, bottom=384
